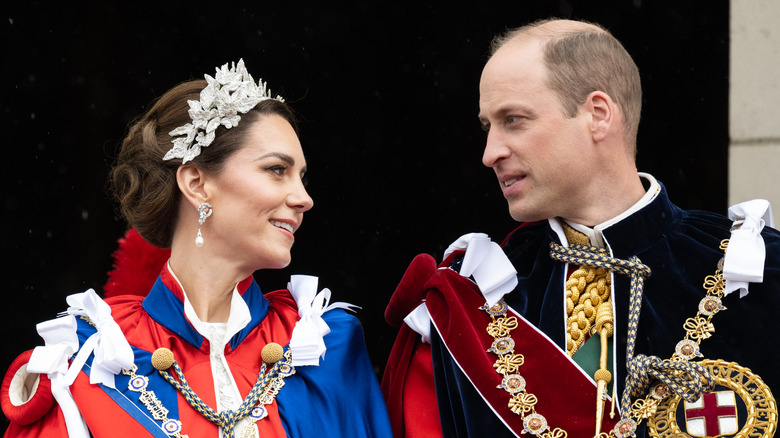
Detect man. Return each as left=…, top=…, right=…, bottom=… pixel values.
left=382, top=18, right=780, bottom=438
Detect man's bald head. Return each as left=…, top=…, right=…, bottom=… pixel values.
left=489, top=19, right=642, bottom=153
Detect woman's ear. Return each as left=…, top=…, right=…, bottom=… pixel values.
left=584, top=91, right=614, bottom=142
left=176, top=165, right=208, bottom=209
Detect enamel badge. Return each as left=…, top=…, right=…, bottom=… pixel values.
left=647, top=359, right=776, bottom=437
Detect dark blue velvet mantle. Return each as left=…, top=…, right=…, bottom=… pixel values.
left=431, top=182, right=780, bottom=437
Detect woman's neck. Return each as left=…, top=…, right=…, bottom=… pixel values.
left=167, top=247, right=250, bottom=323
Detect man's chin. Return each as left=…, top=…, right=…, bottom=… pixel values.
left=508, top=205, right=547, bottom=223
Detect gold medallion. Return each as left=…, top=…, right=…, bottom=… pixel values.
left=647, top=359, right=777, bottom=438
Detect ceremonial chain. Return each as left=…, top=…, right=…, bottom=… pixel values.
left=480, top=240, right=731, bottom=437
left=122, top=364, right=189, bottom=437
left=122, top=344, right=295, bottom=438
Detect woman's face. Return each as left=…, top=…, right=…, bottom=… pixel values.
left=203, top=114, right=313, bottom=270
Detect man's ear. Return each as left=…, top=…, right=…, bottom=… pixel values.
left=584, top=91, right=614, bottom=142
left=176, top=165, right=208, bottom=209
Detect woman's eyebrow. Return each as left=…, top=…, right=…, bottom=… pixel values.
left=257, top=152, right=295, bottom=165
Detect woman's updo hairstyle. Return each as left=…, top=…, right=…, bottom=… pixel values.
left=110, top=79, right=297, bottom=248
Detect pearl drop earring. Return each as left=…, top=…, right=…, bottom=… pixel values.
left=195, top=202, right=213, bottom=247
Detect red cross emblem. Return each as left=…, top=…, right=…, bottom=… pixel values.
left=684, top=391, right=738, bottom=437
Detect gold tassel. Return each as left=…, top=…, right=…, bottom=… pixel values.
left=593, top=300, right=613, bottom=435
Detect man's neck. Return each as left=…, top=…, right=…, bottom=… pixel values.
left=560, top=173, right=660, bottom=248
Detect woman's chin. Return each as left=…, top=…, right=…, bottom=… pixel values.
left=257, top=254, right=292, bottom=271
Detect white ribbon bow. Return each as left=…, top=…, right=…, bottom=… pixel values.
left=444, top=233, right=518, bottom=307
left=28, top=316, right=89, bottom=438
left=724, top=199, right=774, bottom=297
left=405, top=233, right=519, bottom=343
left=60, top=289, right=135, bottom=387
left=287, top=275, right=359, bottom=366
left=28, top=316, right=80, bottom=377
left=27, top=289, right=134, bottom=438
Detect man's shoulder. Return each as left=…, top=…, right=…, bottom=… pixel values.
left=500, top=221, right=550, bottom=246
left=500, top=221, right=553, bottom=260
left=761, top=225, right=780, bottom=263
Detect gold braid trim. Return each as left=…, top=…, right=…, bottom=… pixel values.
left=565, top=265, right=612, bottom=355
left=561, top=223, right=613, bottom=356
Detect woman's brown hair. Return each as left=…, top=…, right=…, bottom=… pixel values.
left=110, top=79, right=297, bottom=248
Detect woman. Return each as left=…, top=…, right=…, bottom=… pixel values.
left=1, top=60, right=392, bottom=437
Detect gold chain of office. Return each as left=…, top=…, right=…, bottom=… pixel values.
left=480, top=238, right=775, bottom=437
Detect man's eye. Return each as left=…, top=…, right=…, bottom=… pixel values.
left=504, top=116, right=529, bottom=129
left=480, top=123, right=491, bottom=133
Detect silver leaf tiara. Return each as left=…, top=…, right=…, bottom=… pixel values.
left=163, top=59, right=284, bottom=164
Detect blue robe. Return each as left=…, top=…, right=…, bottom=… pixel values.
left=386, top=182, right=780, bottom=437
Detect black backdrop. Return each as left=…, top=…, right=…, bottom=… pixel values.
left=2, top=0, right=727, bottom=430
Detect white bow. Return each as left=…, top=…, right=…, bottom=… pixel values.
left=444, top=233, right=518, bottom=307
left=26, top=289, right=133, bottom=438
left=61, top=289, right=135, bottom=387
left=28, top=316, right=79, bottom=376
left=28, top=315, right=89, bottom=438
left=287, top=275, right=358, bottom=366
left=401, top=233, right=517, bottom=343
left=724, top=199, right=774, bottom=297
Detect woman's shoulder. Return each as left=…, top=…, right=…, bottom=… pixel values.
left=322, top=306, right=362, bottom=330
left=263, top=288, right=297, bottom=310
left=264, top=276, right=365, bottom=335
left=0, top=288, right=136, bottom=436
left=104, top=293, right=146, bottom=321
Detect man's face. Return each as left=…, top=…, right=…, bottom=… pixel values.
left=479, top=39, right=595, bottom=224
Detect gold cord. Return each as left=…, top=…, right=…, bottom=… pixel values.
left=562, top=224, right=613, bottom=357
left=561, top=223, right=615, bottom=434
left=565, top=265, right=612, bottom=355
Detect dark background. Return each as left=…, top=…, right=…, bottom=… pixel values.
left=2, top=0, right=727, bottom=431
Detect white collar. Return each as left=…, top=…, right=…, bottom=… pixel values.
left=166, top=264, right=252, bottom=349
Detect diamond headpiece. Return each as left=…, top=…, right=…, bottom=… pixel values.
left=163, top=59, right=284, bottom=164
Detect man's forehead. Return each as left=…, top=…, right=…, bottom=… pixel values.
left=478, top=41, right=558, bottom=120
left=478, top=74, right=547, bottom=120
left=481, top=41, right=545, bottom=91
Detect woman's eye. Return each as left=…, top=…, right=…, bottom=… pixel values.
left=266, top=165, right=287, bottom=175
